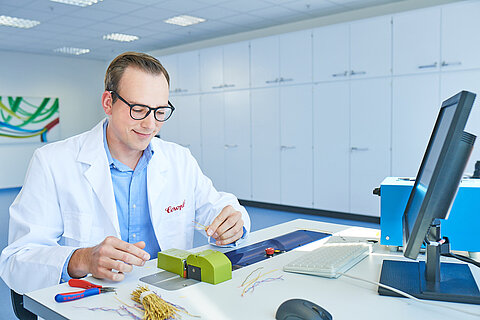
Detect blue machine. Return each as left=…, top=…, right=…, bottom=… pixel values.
left=380, top=177, right=480, bottom=252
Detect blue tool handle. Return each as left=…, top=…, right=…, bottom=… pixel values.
left=55, top=288, right=100, bottom=302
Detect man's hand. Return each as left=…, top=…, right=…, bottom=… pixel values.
left=206, top=205, right=244, bottom=245
left=68, top=236, right=150, bottom=281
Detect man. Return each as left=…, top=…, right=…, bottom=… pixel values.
left=0, top=52, right=250, bottom=294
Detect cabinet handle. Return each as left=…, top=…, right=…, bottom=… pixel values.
left=224, top=144, right=238, bottom=149
left=280, top=145, right=296, bottom=150
left=441, top=61, right=462, bottom=67
left=178, top=89, right=188, bottom=93
left=350, top=147, right=369, bottom=152
left=280, top=78, right=293, bottom=82
left=418, top=62, right=437, bottom=69
left=266, top=78, right=279, bottom=84
left=181, top=144, right=191, bottom=148
left=350, top=70, right=366, bottom=76
left=212, top=85, right=224, bottom=89
left=224, top=84, right=235, bottom=88
left=332, top=71, right=348, bottom=77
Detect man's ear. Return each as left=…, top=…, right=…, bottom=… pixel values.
left=102, top=91, right=113, bottom=115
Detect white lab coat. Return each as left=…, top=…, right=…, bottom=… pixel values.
left=0, top=119, right=250, bottom=294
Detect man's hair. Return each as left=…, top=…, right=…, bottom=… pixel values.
left=105, top=51, right=170, bottom=102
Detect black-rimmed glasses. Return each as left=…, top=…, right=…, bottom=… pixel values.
left=110, top=91, right=175, bottom=122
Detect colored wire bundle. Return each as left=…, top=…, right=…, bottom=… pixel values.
left=239, top=267, right=284, bottom=297
left=192, top=220, right=209, bottom=232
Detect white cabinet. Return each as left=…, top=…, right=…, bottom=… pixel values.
left=392, top=74, right=440, bottom=177
left=280, top=85, right=313, bottom=207
left=251, top=88, right=281, bottom=203
left=313, top=23, right=349, bottom=82
left=159, top=51, right=200, bottom=94
left=201, top=93, right=225, bottom=190
left=224, top=91, right=251, bottom=200
left=350, top=16, right=392, bottom=79
left=350, top=78, right=391, bottom=216
left=157, top=54, right=179, bottom=95
left=160, top=95, right=202, bottom=165
left=441, top=1, right=480, bottom=71
left=199, top=41, right=250, bottom=92
left=392, top=7, right=441, bottom=75
left=200, top=91, right=252, bottom=198
left=440, top=70, right=480, bottom=174
left=251, top=30, right=312, bottom=88
left=223, top=41, right=250, bottom=90
left=313, top=16, right=391, bottom=82
left=313, top=81, right=350, bottom=213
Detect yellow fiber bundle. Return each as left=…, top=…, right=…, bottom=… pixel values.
left=131, top=286, right=180, bottom=320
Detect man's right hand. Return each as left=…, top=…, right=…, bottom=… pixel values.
left=67, top=236, right=150, bottom=281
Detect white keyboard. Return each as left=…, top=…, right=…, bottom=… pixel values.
left=283, top=243, right=370, bottom=278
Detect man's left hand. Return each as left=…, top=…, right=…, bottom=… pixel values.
left=206, top=205, right=244, bottom=245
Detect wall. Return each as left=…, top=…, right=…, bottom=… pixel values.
left=0, top=51, right=106, bottom=317
left=0, top=51, right=106, bottom=188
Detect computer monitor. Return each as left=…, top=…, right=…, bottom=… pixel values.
left=378, top=90, right=480, bottom=304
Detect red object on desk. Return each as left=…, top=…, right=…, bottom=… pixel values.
left=54, top=279, right=116, bottom=303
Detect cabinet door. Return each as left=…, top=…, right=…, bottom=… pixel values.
left=224, top=91, right=251, bottom=199
left=200, top=93, right=225, bottom=190
left=223, top=41, right=250, bottom=90
left=440, top=70, right=480, bottom=174
left=251, top=88, right=281, bottom=203
left=441, top=1, right=480, bottom=71
left=350, top=78, right=391, bottom=216
left=279, top=30, right=312, bottom=85
left=392, top=7, right=440, bottom=75
left=250, top=36, right=280, bottom=88
left=177, top=51, right=200, bottom=94
left=350, top=16, right=392, bottom=78
left=313, top=23, right=349, bottom=82
left=174, top=95, right=202, bottom=165
left=157, top=54, right=179, bottom=95
left=313, top=81, right=350, bottom=213
left=159, top=95, right=181, bottom=143
left=392, top=74, right=440, bottom=177
left=199, top=46, right=224, bottom=92
left=280, top=85, right=313, bottom=207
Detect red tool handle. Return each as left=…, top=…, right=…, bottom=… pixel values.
left=68, top=279, right=102, bottom=289
left=55, top=288, right=101, bottom=302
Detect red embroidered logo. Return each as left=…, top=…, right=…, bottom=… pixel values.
left=165, top=200, right=186, bottom=213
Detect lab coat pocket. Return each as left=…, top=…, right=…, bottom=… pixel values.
left=62, top=212, right=93, bottom=246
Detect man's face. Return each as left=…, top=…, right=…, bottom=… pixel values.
left=103, top=66, right=169, bottom=156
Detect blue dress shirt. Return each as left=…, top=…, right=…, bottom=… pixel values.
left=60, top=121, right=160, bottom=282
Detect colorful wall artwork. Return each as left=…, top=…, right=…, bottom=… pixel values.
left=0, top=96, right=60, bottom=144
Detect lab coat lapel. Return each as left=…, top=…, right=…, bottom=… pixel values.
left=147, top=140, right=169, bottom=241
left=77, top=120, right=121, bottom=236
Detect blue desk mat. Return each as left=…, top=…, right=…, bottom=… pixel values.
left=224, top=230, right=331, bottom=269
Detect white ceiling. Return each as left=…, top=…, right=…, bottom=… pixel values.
left=0, top=0, right=407, bottom=61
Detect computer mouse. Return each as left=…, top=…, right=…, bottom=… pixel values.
left=275, top=298, right=332, bottom=320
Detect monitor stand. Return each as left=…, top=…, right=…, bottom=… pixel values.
left=378, top=221, right=480, bottom=304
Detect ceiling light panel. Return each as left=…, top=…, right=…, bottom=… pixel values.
left=164, top=15, right=206, bottom=27
left=103, top=33, right=139, bottom=42
left=50, top=0, right=103, bottom=7
left=0, top=15, right=40, bottom=29
left=54, top=47, right=90, bottom=55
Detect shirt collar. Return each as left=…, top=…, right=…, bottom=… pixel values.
left=102, top=119, right=154, bottom=171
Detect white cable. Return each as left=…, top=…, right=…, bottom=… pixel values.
left=337, top=272, right=480, bottom=317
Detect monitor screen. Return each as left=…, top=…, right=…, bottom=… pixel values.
left=402, top=91, right=476, bottom=259
left=379, top=91, right=480, bottom=305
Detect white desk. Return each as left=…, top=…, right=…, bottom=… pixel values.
left=24, top=219, right=480, bottom=320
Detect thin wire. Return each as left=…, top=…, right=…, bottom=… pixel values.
left=240, top=267, right=264, bottom=287
left=337, top=272, right=480, bottom=317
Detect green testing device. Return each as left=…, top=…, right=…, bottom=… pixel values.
left=158, top=248, right=232, bottom=285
